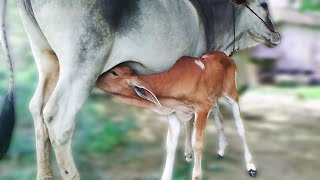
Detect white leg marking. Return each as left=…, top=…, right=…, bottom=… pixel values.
left=225, top=96, right=256, bottom=172
left=212, top=102, right=227, bottom=157
left=192, top=111, right=210, bottom=180
left=184, top=117, right=194, bottom=162
left=192, top=114, right=201, bottom=180
left=162, top=114, right=181, bottom=180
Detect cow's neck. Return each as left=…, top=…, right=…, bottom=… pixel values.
left=209, top=5, right=244, bottom=55
left=208, top=4, right=260, bottom=55
left=193, top=0, right=254, bottom=55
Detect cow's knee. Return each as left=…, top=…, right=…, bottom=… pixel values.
left=43, top=105, right=56, bottom=125
left=43, top=104, right=73, bottom=145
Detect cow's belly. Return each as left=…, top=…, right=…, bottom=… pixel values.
left=31, top=0, right=206, bottom=74
left=102, top=0, right=206, bottom=74
left=103, top=34, right=206, bottom=74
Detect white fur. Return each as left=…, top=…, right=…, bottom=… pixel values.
left=212, top=102, right=227, bottom=156
left=225, top=95, right=256, bottom=171
left=162, top=114, right=181, bottom=180
left=195, top=60, right=205, bottom=70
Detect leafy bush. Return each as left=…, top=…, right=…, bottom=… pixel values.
left=300, top=0, right=320, bottom=12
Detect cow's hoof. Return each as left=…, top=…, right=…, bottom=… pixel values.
left=248, top=169, right=257, bottom=178
left=185, top=154, right=193, bottom=162
left=217, top=154, right=223, bottom=160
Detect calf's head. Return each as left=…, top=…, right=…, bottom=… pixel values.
left=96, top=65, right=162, bottom=107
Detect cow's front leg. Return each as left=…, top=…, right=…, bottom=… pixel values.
left=161, top=113, right=181, bottom=180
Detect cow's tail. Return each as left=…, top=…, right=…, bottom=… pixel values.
left=0, top=0, right=15, bottom=160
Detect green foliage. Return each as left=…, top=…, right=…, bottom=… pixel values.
left=300, top=0, right=320, bottom=12
left=77, top=115, right=137, bottom=155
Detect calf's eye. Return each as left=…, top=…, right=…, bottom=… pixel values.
left=110, top=71, right=118, bottom=76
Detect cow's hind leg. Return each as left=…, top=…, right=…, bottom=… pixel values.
left=225, top=95, right=257, bottom=178
left=42, top=33, right=112, bottom=179
left=29, top=51, right=59, bottom=180
left=212, top=102, right=227, bottom=159
left=43, top=64, right=105, bottom=179
left=18, top=2, right=59, bottom=179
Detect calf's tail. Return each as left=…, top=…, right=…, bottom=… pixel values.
left=0, top=0, right=15, bottom=160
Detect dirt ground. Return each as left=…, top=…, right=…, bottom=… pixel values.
left=89, top=90, right=320, bottom=180
left=1, top=90, right=319, bottom=180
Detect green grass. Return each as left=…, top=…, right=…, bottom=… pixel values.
left=250, top=86, right=320, bottom=100
left=301, top=0, right=320, bottom=12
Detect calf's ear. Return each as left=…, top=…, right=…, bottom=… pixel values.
left=132, top=85, right=162, bottom=107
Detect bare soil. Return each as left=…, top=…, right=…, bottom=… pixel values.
left=96, top=91, right=320, bottom=180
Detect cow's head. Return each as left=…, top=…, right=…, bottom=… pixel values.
left=237, top=0, right=280, bottom=48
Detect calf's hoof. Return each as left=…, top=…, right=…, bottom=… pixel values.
left=248, top=169, right=257, bottom=178
left=247, top=163, right=257, bottom=178
left=185, top=154, right=193, bottom=162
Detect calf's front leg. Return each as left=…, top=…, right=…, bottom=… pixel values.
left=192, top=110, right=210, bottom=180
left=161, top=113, right=181, bottom=180
left=184, top=118, right=194, bottom=162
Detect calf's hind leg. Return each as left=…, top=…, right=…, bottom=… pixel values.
left=225, top=94, right=257, bottom=178
left=212, top=102, right=227, bottom=159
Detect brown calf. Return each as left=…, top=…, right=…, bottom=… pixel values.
left=96, top=51, right=256, bottom=180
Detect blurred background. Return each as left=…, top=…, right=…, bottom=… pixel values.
left=0, top=0, right=319, bottom=179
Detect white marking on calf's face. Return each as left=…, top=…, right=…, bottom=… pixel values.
left=194, top=60, right=205, bottom=70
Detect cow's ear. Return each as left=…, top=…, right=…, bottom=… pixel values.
left=132, top=84, right=162, bottom=107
